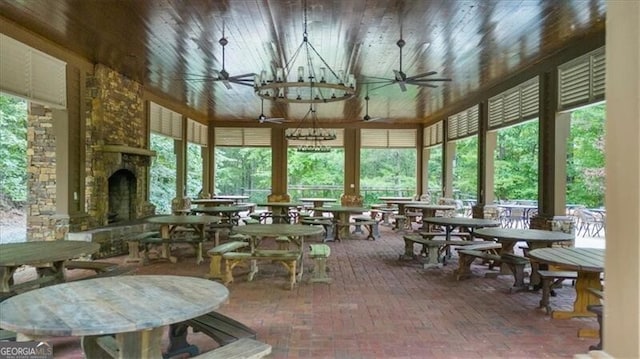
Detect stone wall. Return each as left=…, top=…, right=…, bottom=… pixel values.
left=26, top=64, right=155, bottom=242
left=84, top=64, right=154, bottom=227
left=26, top=104, right=67, bottom=241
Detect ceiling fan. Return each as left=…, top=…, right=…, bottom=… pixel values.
left=184, top=29, right=254, bottom=89
left=257, top=99, right=285, bottom=124
left=367, top=37, right=452, bottom=92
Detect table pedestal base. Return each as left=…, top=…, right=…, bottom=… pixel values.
left=82, top=327, right=164, bottom=359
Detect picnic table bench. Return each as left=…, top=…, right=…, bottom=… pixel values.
left=456, top=250, right=529, bottom=289
left=166, top=311, right=261, bottom=358
left=400, top=232, right=475, bottom=268
left=223, top=250, right=302, bottom=290
left=191, top=338, right=271, bottom=359
left=206, top=241, right=249, bottom=280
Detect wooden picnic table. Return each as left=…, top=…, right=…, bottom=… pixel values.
left=299, top=198, right=336, bottom=215
left=422, top=217, right=501, bottom=240
left=0, top=275, right=229, bottom=358
left=404, top=203, right=456, bottom=229
left=256, top=202, right=303, bottom=223
left=146, top=215, right=221, bottom=264
left=314, top=206, right=369, bottom=241
left=527, top=247, right=604, bottom=338
left=191, top=198, right=235, bottom=206
left=474, top=228, right=574, bottom=288
left=212, top=195, right=250, bottom=204
left=232, top=224, right=324, bottom=282
left=192, top=205, right=250, bottom=225
left=0, top=241, right=100, bottom=293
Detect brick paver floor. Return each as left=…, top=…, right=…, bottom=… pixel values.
left=12, top=222, right=600, bottom=358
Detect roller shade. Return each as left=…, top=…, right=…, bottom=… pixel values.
left=488, top=76, right=539, bottom=130
left=0, top=34, right=67, bottom=108
left=447, top=105, right=478, bottom=140
left=361, top=129, right=416, bottom=148
left=149, top=102, right=183, bottom=139
left=423, top=121, right=443, bottom=148
left=215, top=127, right=271, bottom=147
left=187, top=119, right=207, bottom=146
left=558, top=47, right=605, bottom=110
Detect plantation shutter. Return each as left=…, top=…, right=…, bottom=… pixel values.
left=0, top=34, right=67, bottom=108
left=488, top=77, right=539, bottom=130
left=558, top=47, right=605, bottom=110
left=215, top=127, right=272, bottom=147
left=187, top=119, right=207, bottom=147
left=361, top=129, right=416, bottom=148
left=149, top=102, right=183, bottom=139
left=423, top=121, right=443, bottom=148
left=447, top=105, right=478, bottom=141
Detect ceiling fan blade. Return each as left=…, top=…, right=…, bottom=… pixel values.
left=230, top=80, right=255, bottom=87
left=265, top=118, right=285, bottom=124
left=229, top=73, right=256, bottom=80
left=364, top=76, right=395, bottom=82
left=397, top=81, right=407, bottom=92
left=222, top=80, right=232, bottom=90
left=410, top=78, right=452, bottom=83
left=405, top=71, right=437, bottom=80
left=368, top=82, right=394, bottom=92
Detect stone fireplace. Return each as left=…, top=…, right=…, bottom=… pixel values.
left=108, top=169, right=136, bottom=223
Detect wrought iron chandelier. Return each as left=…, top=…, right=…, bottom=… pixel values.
left=286, top=104, right=336, bottom=153
left=254, top=0, right=356, bottom=104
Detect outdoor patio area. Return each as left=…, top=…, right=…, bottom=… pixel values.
left=12, top=223, right=604, bottom=359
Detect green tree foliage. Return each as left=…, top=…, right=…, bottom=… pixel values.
left=360, top=148, right=416, bottom=203
left=186, top=143, right=203, bottom=198
left=288, top=149, right=344, bottom=199
left=149, top=134, right=177, bottom=214
left=567, top=105, right=606, bottom=207
left=0, top=95, right=27, bottom=206
left=427, top=146, right=443, bottom=199
left=453, top=137, right=479, bottom=199
left=215, top=147, right=272, bottom=202
left=494, top=120, right=539, bottom=201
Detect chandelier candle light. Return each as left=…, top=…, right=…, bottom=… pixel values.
left=285, top=103, right=336, bottom=153
left=254, top=0, right=356, bottom=104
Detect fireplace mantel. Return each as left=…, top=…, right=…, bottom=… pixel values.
left=93, top=145, right=156, bottom=157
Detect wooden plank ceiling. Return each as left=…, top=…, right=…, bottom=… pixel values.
left=0, top=0, right=605, bottom=127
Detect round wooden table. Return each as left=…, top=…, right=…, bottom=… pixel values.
left=0, top=241, right=100, bottom=293
left=0, top=275, right=229, bottom=358
left=313, top=206, right=369, bottom=240
left=404, top=204, right=456, bottom=229
left=191, top=198, right=235, bottom=206
left=474, top=228, right=575, bottom=286
left=233, top=224, right=324, bottom=281
left=146, top=215, right=221, bottom=264
left=256, top=202, right=303, bottom=223
left=192, top=205, right=250, bottom=225
left=422, top=217, right=500, bottom=240
left=527, top=247, right=604, bottom=338
left=299, top=198, right=337, bottom=216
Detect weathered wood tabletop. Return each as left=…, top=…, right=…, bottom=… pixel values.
left=313, top=206, right=370, bottom=240
left=422, top=217, right=501, bottom=239
left=527, top=247, right=605, bottom=337
left=146, top=215, right=222, bottom=264
left=474, top=228, right=575, bottom=286
left=0, top=275, right=229, bottom=358
left=233, top=224, right=324, bottom=281
left=0, top=241, right=100, bottom=293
